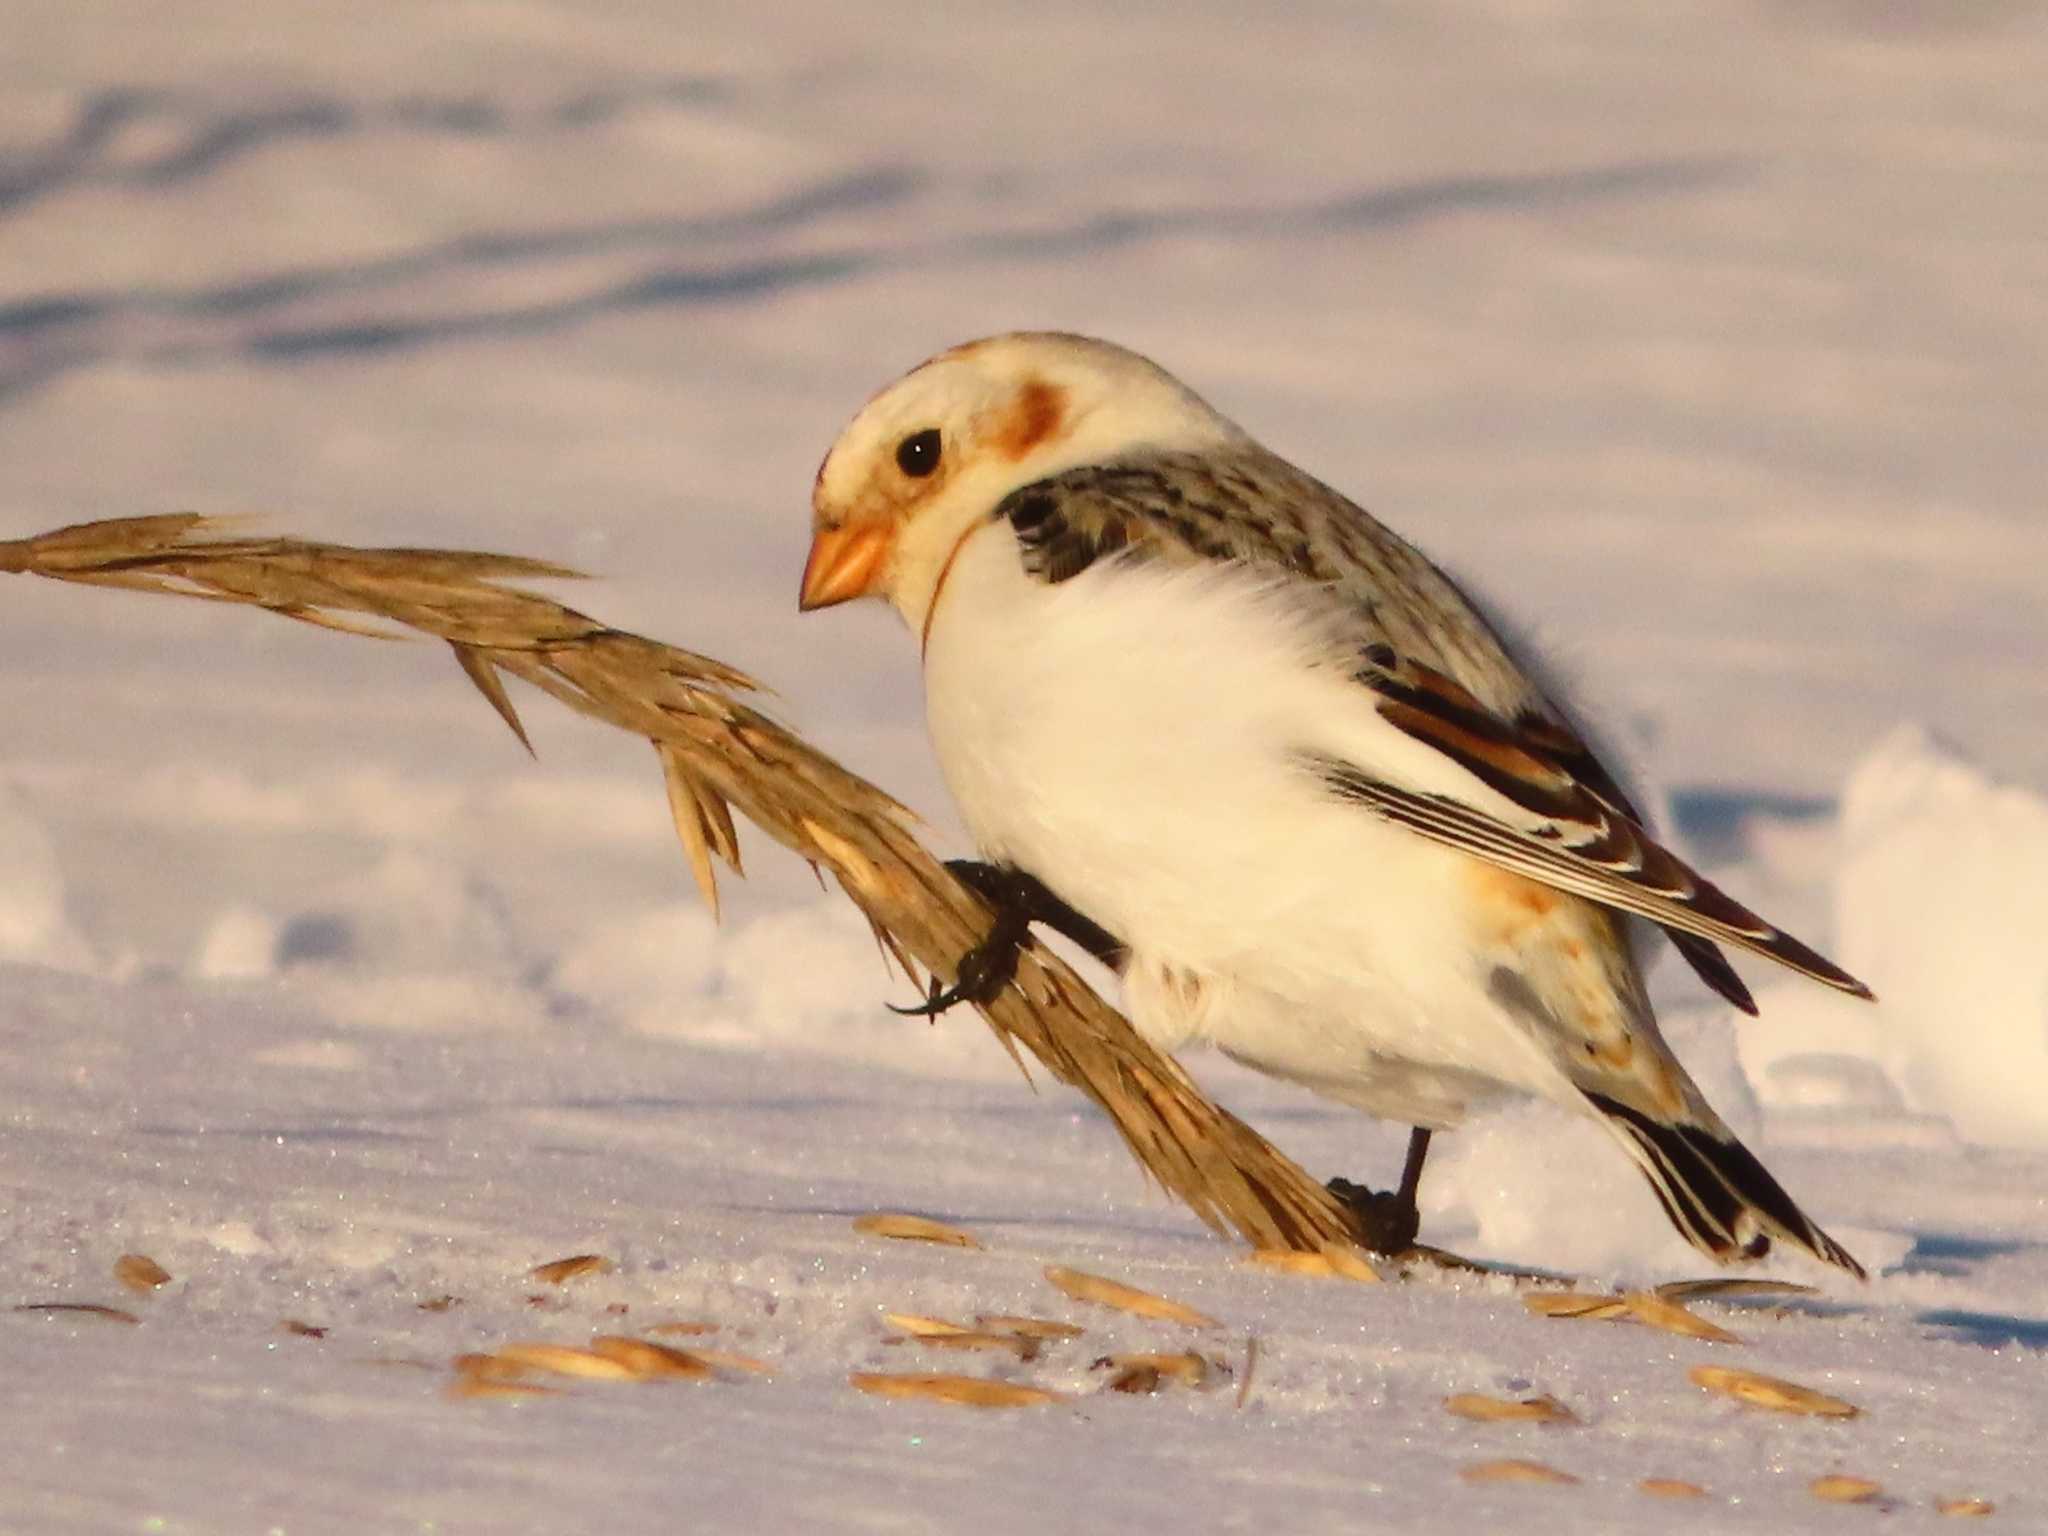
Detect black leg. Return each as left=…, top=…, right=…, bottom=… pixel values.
left=891, top=860, right=1126, bottom=1018
left=1328, top=1126, right=1433, bottom=1254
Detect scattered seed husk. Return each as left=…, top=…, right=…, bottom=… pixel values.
left=644, top=1320, right=718, bottom=1337
left=1689, top=1364, right=1860, bottom=1418
left=492, top=1342, right=641, bottom=1382
left=587, top=1335, right=716, bottom=1381
left=1523, top=1291, right=1630, bottom=1321
left=1654, top=1278, right=1819, bottom=1302
left=113, top=1254, right=171, bottom=1293
left=447, top=1379, right=560, bottom=1402
left=529, top=1254, right=612, bottom=1285
left=852, top=1213, right=982, bottom=1249
left=1044, top=1266, right=1219, bottom=1329
left=452, top=1352, right=533, bottom=1384
left=1640, top=1479, right=1707, bottom=1499
left=685, top=1346, right=773, bottom=1376
left=975, top=1314, right=1086, bottom=1341
left=1461, top=1459, right=1579, bottom=1486
left=1094, top=1352, right=1211, bottom=1391
left=417, top=1295, right=462, bottom=1313
left=1444, top=1393, right=1577, bottom=1425
left=849, top=1372, right=1064, bottom=1408
left=1621, top=1291, right=1743, bottom=1344
left=884, top=1312, right=973, bottom=1338
left=12, top=1302, right=140, bottom=1325
left=1810, top=1475, right=1885, bottom=1505
left=1245, top=1245, right=1381, bottom=1283
left=903, top=1331, right=1041, bottom=1361
left=1237, top=1335, right=1259, bottom=1410
left=1937, top=1497, right=1996, bottom=1517
left=280, top=1319, right=327, bottom=1338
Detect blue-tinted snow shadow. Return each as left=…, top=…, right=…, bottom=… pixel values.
left=0, top=151, right=1744, bottom=403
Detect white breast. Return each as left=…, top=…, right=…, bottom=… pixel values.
left=919, top=525, right=1563, bottom=1119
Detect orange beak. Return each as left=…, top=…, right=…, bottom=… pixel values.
left=798, top=522, right=893, bottom=611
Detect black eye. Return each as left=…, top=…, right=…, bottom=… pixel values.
left=895, top=427, right=942, bottom=478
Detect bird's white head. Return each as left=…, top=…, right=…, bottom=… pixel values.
left=800, top=332, right=1243, bottom=626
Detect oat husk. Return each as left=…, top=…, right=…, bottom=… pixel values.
left=883, top=1312, right=973, bottom=1338
left=852, top=1214, right=982, bottom=1249
left=1688, top=1364, right=1860, bottom=1418
left=1443, top=1393, right=1577, bottom=1425
left=974, top=1314, right=1085, bottom=1342
left=1810, top=1475, right=1885, bottom=1505
left=1044, top=1266, right=1220, bottom=1329
left=488, top=1342, right=642, bottom=1382
left=1640, top=1478, right=1707, bottom=1499
left=1937, top=1497, right=1996, bottom=1517
left=1619, top=1290, right=1742, bottom=1344
left=644, top=1320, right=719, bottom=1338
left=586, top=1335, right=717, bottom=1380
left=1522, top=1291, right=1631, bottom=1321
left=849, top=1372, right=1064, bottom=1408
left=1460, top=1459, right=1579, bottom=1486
left=1094, top=1351, right=1213, bottom=1394
left=1245, top=1245, right=1382, bottom=1283
left=114, top=1254, right=172, bottom=1293
left=12, top=1302, right=141, bottom=1325
left=899, top=1330, right=1040, bottom=1361
left=0, top=514, right=1359, bottom=1256
left=682, top=1346, right=773, bottom=1376
left=528, top=1254, right=613, bottom=1285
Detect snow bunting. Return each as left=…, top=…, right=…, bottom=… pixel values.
left=801, top=331, right=1872, bottom=1274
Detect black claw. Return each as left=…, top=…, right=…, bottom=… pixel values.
left=1327, top=1177, right=1422, bottom=1255
left=891, top=860, right=1127, bottom=1019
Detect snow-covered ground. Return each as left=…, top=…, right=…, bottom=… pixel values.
left=3, top=3, right=2045, bottom=1531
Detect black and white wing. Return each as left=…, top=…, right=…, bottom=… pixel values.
left=991, top=452, right=1874, bottom=1006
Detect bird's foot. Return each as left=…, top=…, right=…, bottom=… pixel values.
left=1327, top=1176, right=1422, bottom=1255
left=888, top=862, right=1034, bottom=1018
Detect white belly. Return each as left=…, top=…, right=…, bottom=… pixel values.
left=920, top=527, right=1563, bottom=1126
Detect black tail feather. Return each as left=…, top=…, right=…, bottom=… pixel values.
left=1586, top=1091, right=1865, bottom=1278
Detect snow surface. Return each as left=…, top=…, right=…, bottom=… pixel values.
left=3, top=3, right=2046, bottom=1531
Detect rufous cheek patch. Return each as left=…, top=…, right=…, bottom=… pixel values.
left=993, top=378, right=1069, bottom=461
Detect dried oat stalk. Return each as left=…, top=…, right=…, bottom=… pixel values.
left=1, top=514, right=1361, bottom=1255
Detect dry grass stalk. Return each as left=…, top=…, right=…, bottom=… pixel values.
left=851, top=1214, right=982, bottom=1249
left=1810, top=1475, right=1885, bottom=1505
left=1620, top=1291, right=1742, bottom=1344
left=1044, top=1266, right=1220, bottom=1329
left=0, top=513, right=1360, bottom=1256
left=1443, top=1393, right=1577, bottom=1425
left=1236, top=1335, right=1259, bottom=1409
left=849, top=1372, right=1064, bottom=1408
left=586, top=1335, right=716, bottom=1380
left=1937, top=1497, right=1996, bottom=1517
left=528, top=1254, right=612, bottom=1285
left=1639, top=1479, right=1707, bottom=1499
left=113, top=1254, right=172, bottom=1293
left=974, top=1314, right=1085, bottom=1341
left=12, top=1302, right=141, bottom=1325
left=1688, top=1364, right=1860, bottom=1418
left=1460, top=1459, right=1579, bottom=1486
